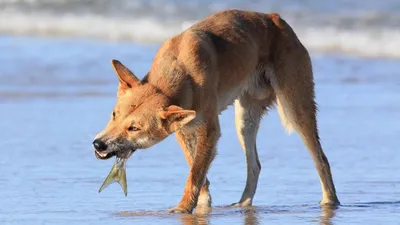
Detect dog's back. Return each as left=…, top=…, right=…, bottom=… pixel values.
left=148, top=10, right=311, bottom=116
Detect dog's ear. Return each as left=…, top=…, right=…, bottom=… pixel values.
left=159, top=105, right=196, bottom=132
left=111, top=59, right=140, bottom=90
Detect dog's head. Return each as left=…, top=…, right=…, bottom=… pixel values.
left=93, top=59, right=196, bottom=160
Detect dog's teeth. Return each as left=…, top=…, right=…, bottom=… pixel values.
left=97, top=151, right=107, bottom=157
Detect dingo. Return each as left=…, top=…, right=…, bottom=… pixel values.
left=93, top=9, right=340, bottom=213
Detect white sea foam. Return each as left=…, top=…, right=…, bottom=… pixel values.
left=0, top=12, right=186, bottom=43
left=298, top=27, right=400, bottom=58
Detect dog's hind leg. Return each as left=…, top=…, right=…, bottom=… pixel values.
left=273, top=82, right=340, bottom=205
left=270, top=34, right=340, bottom=205
left=231, top=91, right=272, bottom=207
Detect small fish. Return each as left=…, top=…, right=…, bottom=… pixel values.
left=98, top=157, right=128, bottom=196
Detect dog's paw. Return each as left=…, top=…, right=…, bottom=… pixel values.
left=229, top=199, right=252, bottom=208
left=319, top=198, right=341, bottom=207
left=229, top=202, right=243, bottom=207
left=229, top=202, right=252, bottom=208
left=167, top=206, right=192, bottom=214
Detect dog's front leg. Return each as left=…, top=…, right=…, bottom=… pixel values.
left=168, top=120, right=219, bottom=214
left=176, top=129, right=212, bottom=209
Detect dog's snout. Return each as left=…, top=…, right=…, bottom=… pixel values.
left=93, top=139, right=107, bottom=151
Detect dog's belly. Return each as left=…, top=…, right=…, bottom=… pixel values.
left=217, top=71, right=272, bottom=113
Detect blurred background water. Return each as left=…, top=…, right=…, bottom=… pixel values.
left=2, top=0, right=400, bottom=57
left=0, top=0, right=400, bottom=224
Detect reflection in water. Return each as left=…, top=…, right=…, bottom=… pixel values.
left=180, top=207, right=260, bottom=225
left=179, top=206, right=211, bottom=225
left=180, top=213, right=210, bottom=225
left=319, top=206, right=338, bottom=225
left=179, top=205, right=338, bottom=225
left=243, top=209, right=260, bottom=225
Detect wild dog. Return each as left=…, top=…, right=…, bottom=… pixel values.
left=93, top=9, right=340, bottom=213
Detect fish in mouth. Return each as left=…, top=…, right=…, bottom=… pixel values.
left=95, top=149, right=135, bottom=196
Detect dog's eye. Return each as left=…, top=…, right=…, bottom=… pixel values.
left=128, top=126, right=140, bottom=132
left=112, top=111, right=116, bottom=119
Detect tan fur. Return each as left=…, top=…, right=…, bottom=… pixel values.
left=94, top=9, right=340, bottom=213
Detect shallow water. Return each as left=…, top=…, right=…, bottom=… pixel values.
left=1, top=36, right=400, bottom=224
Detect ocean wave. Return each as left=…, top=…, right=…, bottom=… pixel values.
left=1, top=10, right=400, bottom=58
left=0, top=12, right=186, bottom=43
left=298, top=27, right=400, bottom=58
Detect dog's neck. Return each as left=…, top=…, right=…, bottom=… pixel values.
left=145, top=72, right=194, bottom=111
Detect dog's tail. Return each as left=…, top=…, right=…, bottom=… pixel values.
left=267, top=13, right=316, bottom=135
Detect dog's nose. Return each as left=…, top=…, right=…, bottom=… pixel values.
left=93, top=139, right=107, bottom=151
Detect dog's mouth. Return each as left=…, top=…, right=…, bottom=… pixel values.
left=95, top=149, right=136, bottom=160
left=94, top=150, right=116, bottom=160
